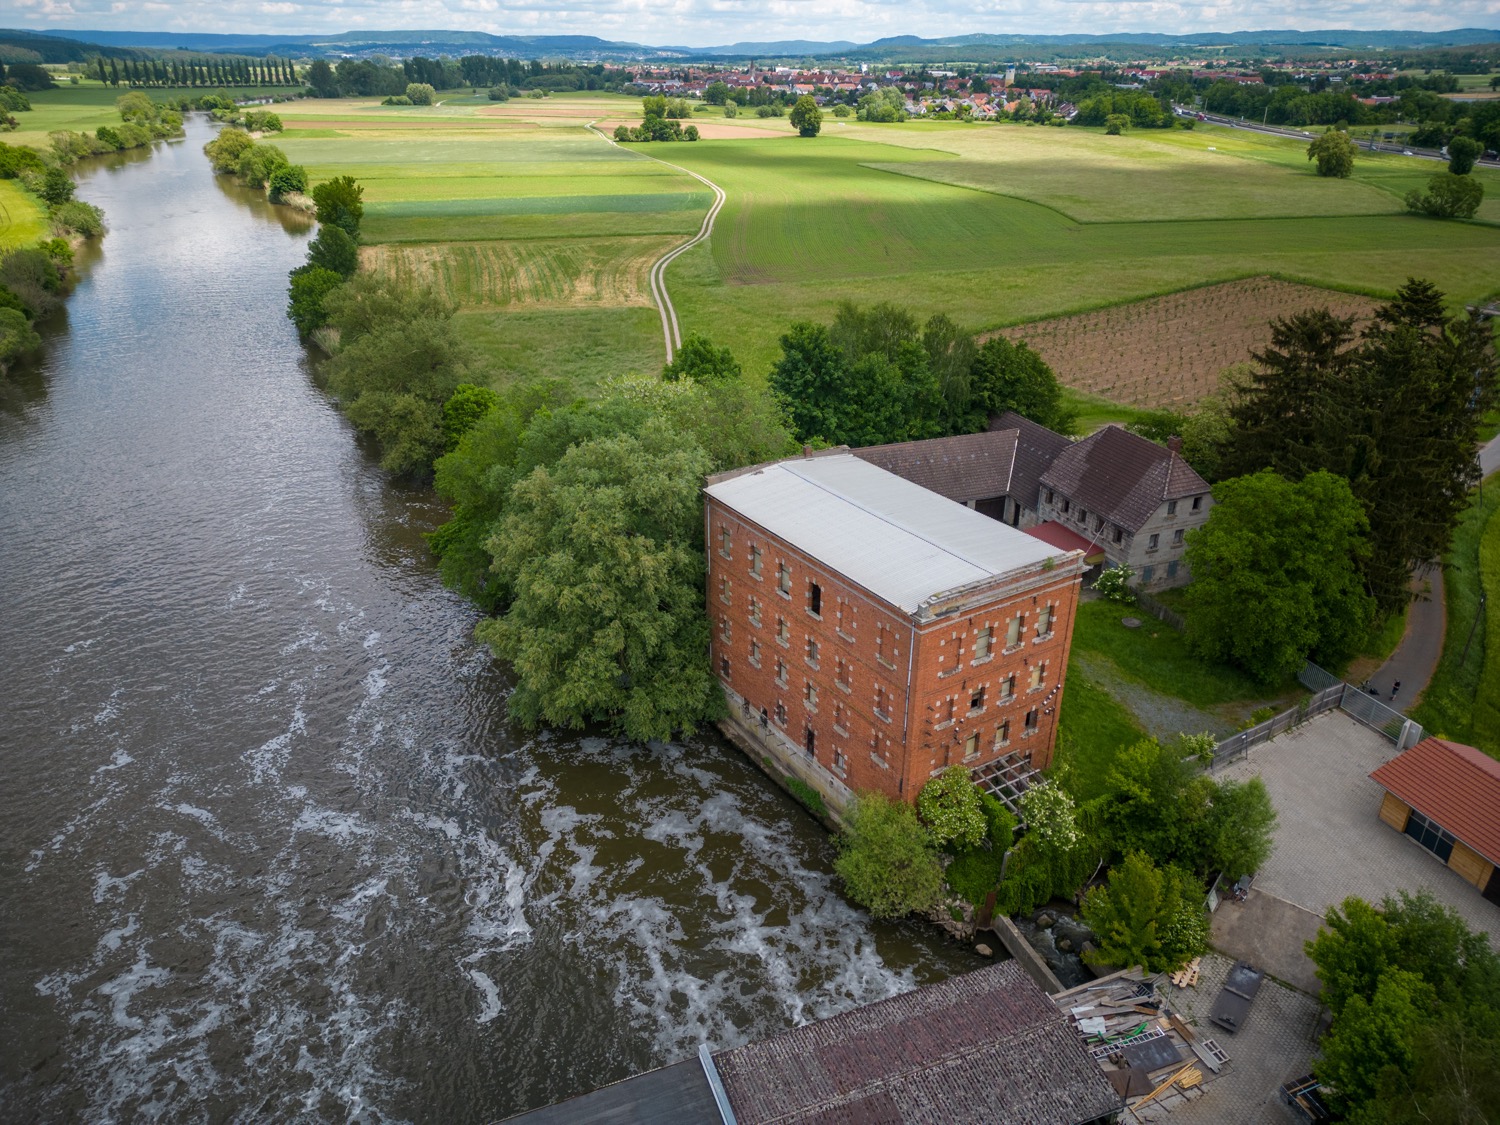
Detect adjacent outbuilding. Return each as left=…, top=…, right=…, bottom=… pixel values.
left=1369, top=737, right=1500, bottom=904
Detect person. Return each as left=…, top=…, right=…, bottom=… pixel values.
left=1390, top=680, right=1401, bottom=701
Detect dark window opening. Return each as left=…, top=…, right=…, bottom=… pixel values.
left=804, top=727, right=816, bottom=757
left=809, top=582, right=822, bottom=616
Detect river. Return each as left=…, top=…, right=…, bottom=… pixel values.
left=0, top=117, right=975, bottom=1122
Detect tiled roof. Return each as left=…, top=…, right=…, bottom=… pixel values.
left=704, top=454, right=1062, bottom=616
left=852, top=430, right=1020, bottom=503
left=711, top=961, right=1122, bottom=1125
left=990, top=411, right=1074, bottom=510
left=1039, top=425, right=1209, bottom=534
left=1370, top=738, right=1500, bottom=866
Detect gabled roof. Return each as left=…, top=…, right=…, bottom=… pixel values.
left=1040, top=425, right=1209, bottom=534
left=712, top=960, right=1122, bottom=1125
left=704, top=454, right=1061, bottom=616
left=990, top=411, right=1074, bottom=510
left=1370, top=738, right=1500, bottom=866
left=852, top=430, right=1019, bottom=504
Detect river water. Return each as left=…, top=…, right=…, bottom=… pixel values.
left=0, top=118, right=974, bottom=1121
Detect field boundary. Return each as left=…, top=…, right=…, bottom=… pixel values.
left=587, top=121, right=727, bottom=363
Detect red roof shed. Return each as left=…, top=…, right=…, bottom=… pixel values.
left=1370, top=738, right=1500, bottom=867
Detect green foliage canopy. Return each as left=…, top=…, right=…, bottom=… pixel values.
left=917, top=766, right=987, bottom=851
left=1406, top=171, right=1484, bottom=219
left=1080, top=851, right=1207, bottom=972
left=790, top=95, right=823, bottom=137
left=834, top=792, right=945, bottom=919
left=1307, top=129, right=1356, bottom=177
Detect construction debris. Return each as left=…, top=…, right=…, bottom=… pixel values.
left=1052, top=964, right=1232, bottom=1120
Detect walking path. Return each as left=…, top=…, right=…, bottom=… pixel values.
left=1365, top=434, right=1500, bottom=708
left=587, top=122, right=728, bottom=364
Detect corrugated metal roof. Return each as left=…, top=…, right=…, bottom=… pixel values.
left=704, top=455, right=1062, bottom=615
left=1370, top=738, right=1500, bottom=866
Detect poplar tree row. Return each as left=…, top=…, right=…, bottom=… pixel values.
left=94, top=56, right=298, bottom=89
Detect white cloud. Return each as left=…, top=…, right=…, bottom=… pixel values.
left=15, top=0, right=1497, bottom=46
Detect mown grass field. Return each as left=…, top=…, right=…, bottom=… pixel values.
left=0, top=180, right=47, bottom=249
left=9, top=82, right=284, bottom=149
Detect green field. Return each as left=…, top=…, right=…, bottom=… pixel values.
left=8, top=83, right=280, bottom=150
left=0, top=180, right=48, bottom=249
left=136, top=92, right=1500, bottom=396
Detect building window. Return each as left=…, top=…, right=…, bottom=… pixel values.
left=748, top=596, right=762, bottom=627
left=1142, top=565, right=1154, bottom=584
left=749, top=639, right=761, bottom=668
left=974, top=626, right=992, bottom=661
left=719, top=575, right=732, bottom=605
left=1061, top=498, right=1071, bottom=515
left=1172, top=529, right=1184, bottom=546
left=834, top=598, right=853, bottom=640
left=942, top=697, right=956, bottom=725
left=1006, top=613, right=1025, bottom=649
left=720, top=526, right=733, bottom=558
left=833, top=746, right=847, bottom=774
left=750, top=545, right=762, bottom=578
left=775, top=658, right=788, bottom=687
left=776, top=562, right=792, bottom=597
left=835, top=658, right=851, bottom=692
left=774, top=701, right=787, bottom=727
left=804, top=682, right=818, bottom=711
left=1036, top=605, right=1053, bottom=639
left=876, top=624, right=896, bottom=669
left=1024, top=708, right=1039, bottom=735
left=719, top=616, right=732, bottom=644
left=995, top=720, right=1010, bottom=748
left=1094, top=516, right=1104, bottom=533
left=1191, top=496, right=1202, bottom=512
left=1404, top=809, right=1456, bottom=863
left=1166, top=500, right=1177, bottom=517
left=1000, top=674, right=1016, bottom=701
left=777, top=616, right=790, bottom=647
left=808, top=581, right=822, bottom=617
left=720, top=656, right=730, bottom=677
left=963, top=732, right=979, bottom=761
left=1114, top=528, right=1124, bottom=544
left=805, top=727, right=817, bottom=757
left=969, top=687, right=986, bottom=713
left=1148, top=533, right=1159, bottom=551
left=1167, top=561, right=1179, bottom=579
left=874, top=685, right=891, bottom=722
left=833, top=703, right=849, bottom=736
left=1029, top=662, right=1047, bottom=691
left=805, top=636, right=820, bottom=668
left=1044, top=489, right=1054, bottom=505
left=1077, top=507, right=1088, bottom=525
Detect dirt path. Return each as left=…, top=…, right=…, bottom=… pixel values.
left=587, top=121, right=727, bottom=364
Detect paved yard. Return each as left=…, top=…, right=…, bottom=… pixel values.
left=1216, top=713, right=1499, bottom=950
left=1135, top=953, right=1323, bottom=1125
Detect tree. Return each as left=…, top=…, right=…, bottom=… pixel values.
left=1203, top=777, right=1276, bottom=880
left=307, top=59, right=338, bottom=97
left=235, top=142, right=288, bottom=188
left=1184, top=470, right=1374, bottom=682
left=1447, top=135, right=1481, bottom=175
left=311, top=175, right=364, bottom=238
left=1405, top=172, right=1484, bottom=219
left=917, top=766, right=987, bottom=850
left=203, top=127, right=254, bottom=174
left=662, top=333, right=741, bottom=383
left=404, top=82, right=435, bottom=105
left=833, top=792, right=945, bottom=919
left=285, top=266, right=343, bottom=337
left=476, top=420, right=723, bottom=741
left=790, top=95, right=822, bottom=137
left=994, top=781, right=1098, bottom=916
left=967, top=335, right=1074, bottom=433
left=38, top=166, right=74, bottom=206
left=1104, top=113, right=1129, bottom=135
left=305, top=224, right=359, bottom=278
left=1307, top=129, right=1356, bottom=177
left=267, top=164, right=308, bottom=201
left=441, top=383, right=499, bottom=451
left=921, top=313, right=977, bottom=431
left=1080, top=852, right=1206, bottom=972
left=1095, top=737, right=1216, bottom=868
left=1317, top=970, right=1435, bottom=1114
left=704, top=81, right=729, bottom=106
left=0, top=306, right=39, bottom=371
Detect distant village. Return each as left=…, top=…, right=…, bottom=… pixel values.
left=623, top=58, right=1404, bottom=119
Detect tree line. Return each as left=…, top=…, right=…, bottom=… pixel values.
left=304, top=57, right=630, bottom=100
left=93, top=56, right=298, bottom=89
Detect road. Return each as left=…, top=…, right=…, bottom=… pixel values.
left=587, top=122, right=727, bottom=364
left=1175, top=107, right=1500, bottom=170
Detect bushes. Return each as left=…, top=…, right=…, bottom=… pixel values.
left=51, top=201, right=104, bottom=239
left=0, top=248, right=65, bottom=320
left=305, top=224, right=359, bottom=278
left=1405, top=172, right=1484, bottom=219
left=1092, top=565, right=1135, bottom=603
left=834, top=792, right=945, bottom=919
left=286, top=266, right=344, bottom=337
left=235, top=142, right=289, bottom=189
left=204, top=127, right=254, bottom=174
left=1080, top=852, right=1208, bottom=972
left=917, top=766, right=987, bottom=850
left=785, top=777, right=827, bottom=820
left=0, top=306, right=40, bottom=371
left=267, top=164, right=308, bottom=202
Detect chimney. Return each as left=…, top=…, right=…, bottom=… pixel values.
left=1167, top=436, right=1183, bottom=455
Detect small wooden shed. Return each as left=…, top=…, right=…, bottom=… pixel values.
left=1370, top=737, right=1500, bottom=904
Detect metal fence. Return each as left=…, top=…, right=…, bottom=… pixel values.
left=1212, top=662, right=1425, bottom=768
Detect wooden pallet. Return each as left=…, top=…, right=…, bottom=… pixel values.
left=1168, top=957, right=1202, bottom=989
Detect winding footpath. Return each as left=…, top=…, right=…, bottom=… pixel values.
left=588, top=122, right=728, bottom=363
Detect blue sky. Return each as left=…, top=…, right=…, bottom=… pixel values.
left=6, top=0, right=1495, bottom=49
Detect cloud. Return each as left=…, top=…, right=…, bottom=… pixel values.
left=14, top=0, right=1497, bottom=46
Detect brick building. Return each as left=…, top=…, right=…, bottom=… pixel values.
left=704, top=451, right=1087, bottom=816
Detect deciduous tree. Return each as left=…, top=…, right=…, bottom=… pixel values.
left=834, top=792, right=945, bottom=919
left=1308, top=129, right=1356, bottom=177
left=1406, top=171, right=1484, bottom=218
left=790, top=95, right=822, bottom=137
left=1081, top=852, right=1206, bottom=972
left=917, top=766, right=987, bottom=850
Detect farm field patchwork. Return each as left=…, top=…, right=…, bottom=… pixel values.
left=994, top=277, right=1381, bottom=410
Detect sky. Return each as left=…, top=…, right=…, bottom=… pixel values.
left=5, top=0, right=1496, bottom=48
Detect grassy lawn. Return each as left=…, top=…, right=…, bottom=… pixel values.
left=1054, top=669, right=1146, bottom=801
left=1071, top=599, right=1290, bottom=709
left=0, top=180, right=48, bottom=249
left=1414, top=477, right=1500, bottom=756
left=9, top=83, right=286, bottom=150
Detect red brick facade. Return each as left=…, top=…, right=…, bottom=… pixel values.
left=706, top=496, right=1083, bottom=807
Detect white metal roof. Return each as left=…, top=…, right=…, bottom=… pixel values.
left=704, top=454, right=1062, bottom=615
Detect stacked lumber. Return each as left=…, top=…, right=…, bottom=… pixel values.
left=1168, top=957, right=1202, bottom=989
